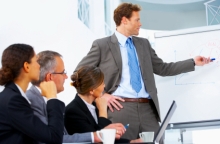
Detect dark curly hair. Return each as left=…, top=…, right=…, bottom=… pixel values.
left=0, top=44, right=35, bottom=85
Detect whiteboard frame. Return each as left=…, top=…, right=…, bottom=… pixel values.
left=155, top=25, right=220, bottom=38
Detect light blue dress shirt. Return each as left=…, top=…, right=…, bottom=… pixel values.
left=112, top=31, right=150, bottom=99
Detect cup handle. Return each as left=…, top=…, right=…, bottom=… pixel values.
left=139, top=133, right=145, bottom=142
left=139, top=133, right=142, bottom=138
left=96, top=131, right=104, bottom=142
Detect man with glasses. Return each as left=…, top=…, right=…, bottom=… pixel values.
left=26, top=50, right=126, bottom=143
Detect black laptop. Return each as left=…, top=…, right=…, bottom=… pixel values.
left=140, top=101, right=177, bottom=144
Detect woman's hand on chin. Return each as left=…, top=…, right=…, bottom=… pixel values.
left=96, top=97, right=108, bottom=118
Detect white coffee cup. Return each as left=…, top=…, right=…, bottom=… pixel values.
left=97, top=129, right=116, bottom=144
left=139, top=131, right=154, bottom=142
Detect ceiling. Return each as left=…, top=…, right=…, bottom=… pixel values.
left=121, top=0, right=211, bottom=30
left=136, top=0, right=209, bottom=5
left=122, top=0, right=210, bottom=12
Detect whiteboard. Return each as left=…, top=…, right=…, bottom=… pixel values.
left=154, top=25, right=220, bottom=123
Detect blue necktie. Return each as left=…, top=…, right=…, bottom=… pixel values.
left=126, top=37, right=142, bottom=93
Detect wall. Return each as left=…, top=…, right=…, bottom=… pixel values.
left=0, top=0, right=105, bottom=105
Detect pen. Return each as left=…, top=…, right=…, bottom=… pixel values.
left=124, top=124, right=129, bottom=129
left=211, top=58, right=216, bottom=61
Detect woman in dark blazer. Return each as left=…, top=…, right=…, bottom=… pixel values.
left=0, top=44, right=65, bottom=144
left=64, top=66, right=141, bottom=143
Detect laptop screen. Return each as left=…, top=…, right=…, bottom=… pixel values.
left=154, top=101, right=177, bottom=143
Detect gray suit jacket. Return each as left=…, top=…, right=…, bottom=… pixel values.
left=26, top=85, right=92, bottom=143
left=75, top=33, right=195, bottom=121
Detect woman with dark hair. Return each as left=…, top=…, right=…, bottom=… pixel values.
left=0, top=44, right=65, bottom=144
left=64, top=65, right=141, bottom=143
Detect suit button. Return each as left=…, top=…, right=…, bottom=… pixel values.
left=115, top=85, right=119, bottom=87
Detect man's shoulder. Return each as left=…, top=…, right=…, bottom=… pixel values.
left=133, top=36, right=148, bottom=41
left=94, top=35, right=112, bottom=43
left=26, top=87, right=36, bottom=98
left=26, top=86, right=42, bottom=103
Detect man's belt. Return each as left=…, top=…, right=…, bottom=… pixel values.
left=123, top=98, right=149, bottom=103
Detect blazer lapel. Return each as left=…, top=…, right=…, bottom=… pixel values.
left=133, top=37, right=145, bottom=74
left=30, top=86, right=48, bottom=117
left=109, top=34, right=122, bottom=74
left=75, top=95, right=97, bottom=125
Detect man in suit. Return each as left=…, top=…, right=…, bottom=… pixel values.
left=75, top=3, right=211, bottom=143
left=26, top=50, right=126, bottom=143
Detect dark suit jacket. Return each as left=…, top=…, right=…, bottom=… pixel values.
left=64, top=94, right=111, bottom=135
left=26, top=85, right=92, bottom=143
left=0, top=82, right=65, bottom=144
left=64, top=94, right=129, bottom=143
left=75, top=33, right=195, bottom=121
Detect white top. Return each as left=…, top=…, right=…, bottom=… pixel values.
left=81, top=98, right=98, bottom=124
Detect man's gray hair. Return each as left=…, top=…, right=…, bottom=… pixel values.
left=32, top=50, right=62, bottom=86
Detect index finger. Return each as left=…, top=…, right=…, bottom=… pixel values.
left=114, top=96, right=125, bottom=102
left=114, top=123, right=126, bottom=131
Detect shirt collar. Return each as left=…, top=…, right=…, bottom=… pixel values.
left=14, top=83, right=31, bottom=104
left=115, top=30, right=132, bottom=47
left=81, top=98, right=96, bottom=110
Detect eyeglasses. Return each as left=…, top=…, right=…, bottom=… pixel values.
left=51, top=70, right=67, bottom=75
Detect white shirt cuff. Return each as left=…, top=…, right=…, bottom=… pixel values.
left=91, top=132, right=94, bottom=143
